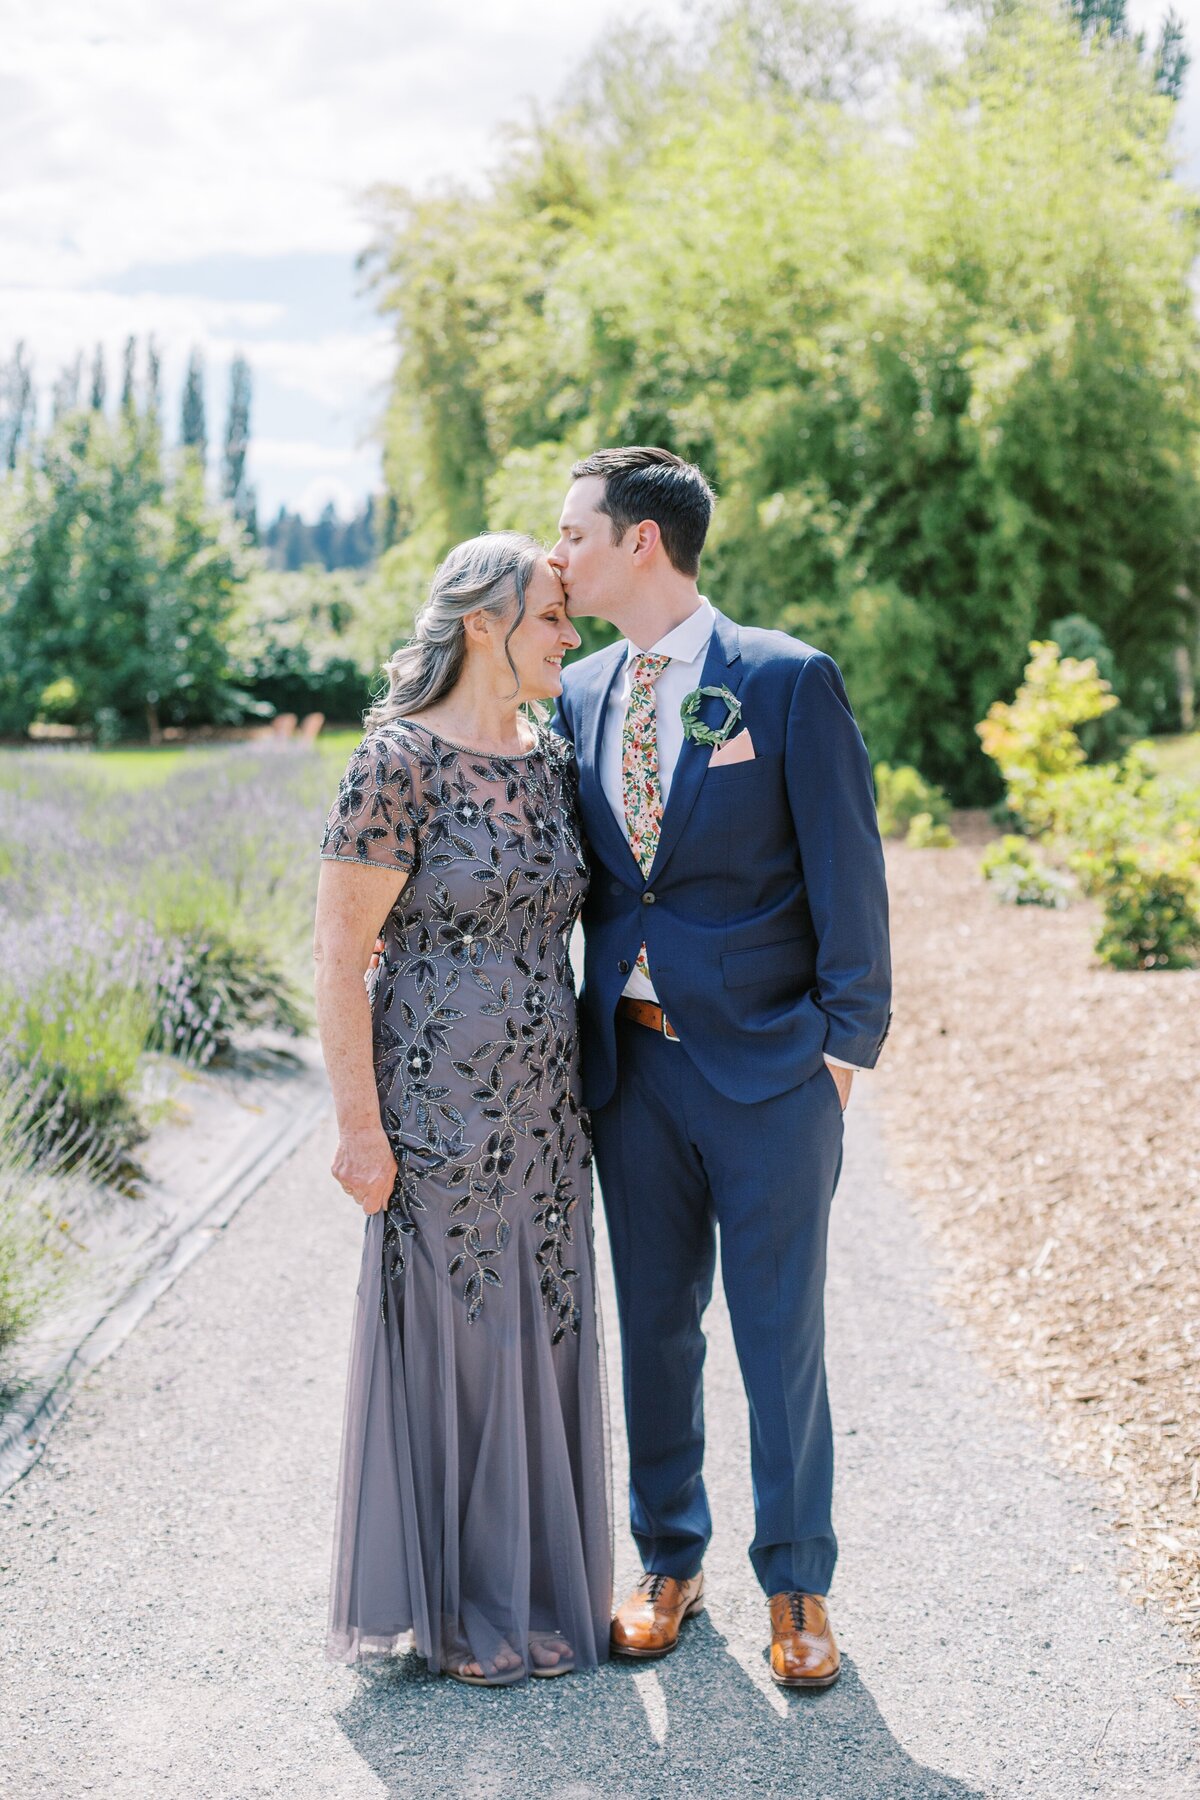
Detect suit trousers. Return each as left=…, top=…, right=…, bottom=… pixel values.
left=591, top=1016, right=845, bottom=1598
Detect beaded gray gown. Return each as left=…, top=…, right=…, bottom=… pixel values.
left=320, top=718, right=611, bottom=1678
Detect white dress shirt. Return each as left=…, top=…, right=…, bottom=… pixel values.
left=598, top=598, right=860, bottom=1073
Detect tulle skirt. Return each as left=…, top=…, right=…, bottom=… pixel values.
left=326, top=1201, right=612, bottom=1679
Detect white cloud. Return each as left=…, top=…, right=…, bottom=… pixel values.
left=250, top=437, right=368, bottom=471
left=235, top=330, right=394, bottom=415
left=1, top=1, right=692, bottom=286
left=292, top=474, right=367, bottom=522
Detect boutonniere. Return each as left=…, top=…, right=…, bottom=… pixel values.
left=681, top=684, right=743, bottom=749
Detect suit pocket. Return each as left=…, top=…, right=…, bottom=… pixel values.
left=721, top=936, right=806, bottom=989
left=703, top=754, right=776, bottom=786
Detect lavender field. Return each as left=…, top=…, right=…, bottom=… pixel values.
left=0, top=741, right=343, bottom=1358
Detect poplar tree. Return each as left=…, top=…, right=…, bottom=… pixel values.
left=89, top=343, right=106, bottom=413
left=0, top=343, right=34, bottom=470
left=221, top=353, right=255, bottom=533
left=51, top=354, right=82, bottom=422
left=120, top=335, right=137, bottom=416
left=180, top=348, right=207, bottom=465
left=146, top=337, right=162, bottom=423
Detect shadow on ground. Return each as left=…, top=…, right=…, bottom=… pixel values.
left=335, top=1614, right=983, bottom=1800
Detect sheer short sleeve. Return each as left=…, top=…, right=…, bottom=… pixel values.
left=320, top=729, right=420, bottom=874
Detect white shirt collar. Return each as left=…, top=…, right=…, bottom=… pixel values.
left=624, top=597, right=715, bottom=669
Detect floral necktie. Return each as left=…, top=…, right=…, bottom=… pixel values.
left=621, top=652, right=671, bottom=978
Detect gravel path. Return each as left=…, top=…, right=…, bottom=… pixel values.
left=1, top=1092, right=1197, bottom=1799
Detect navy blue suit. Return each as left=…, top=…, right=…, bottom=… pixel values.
left=553, top=609, right=890, bottom=1597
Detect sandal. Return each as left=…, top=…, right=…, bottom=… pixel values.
left=529, top=1633, right=575, bottom=1679
left=444, top=1641, right=525, bottom=1687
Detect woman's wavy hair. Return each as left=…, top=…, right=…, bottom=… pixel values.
left=364, top=531, right=542, bottom=729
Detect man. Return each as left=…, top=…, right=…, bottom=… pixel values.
left=548, top=446, right=891, bottom=1687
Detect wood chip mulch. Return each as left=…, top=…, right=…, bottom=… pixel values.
left=874, top=814, right=1200, bottom=1655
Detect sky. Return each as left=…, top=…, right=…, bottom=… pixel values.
left=2, top=0, right=1197, bottom=522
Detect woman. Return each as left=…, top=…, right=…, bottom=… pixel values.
left=313, top=532, right=611, bottom=1684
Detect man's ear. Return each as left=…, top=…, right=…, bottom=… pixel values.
left=630, top=518, right=661, bottom=563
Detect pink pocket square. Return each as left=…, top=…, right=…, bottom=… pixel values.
left=709, top=727, right=756, bottom=768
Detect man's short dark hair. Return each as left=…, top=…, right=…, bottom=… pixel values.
left=570, top=446, right=715, bottom=578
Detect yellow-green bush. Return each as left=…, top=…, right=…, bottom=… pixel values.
left=980, top=835, right=1072, bottom=908
left=905, top=812, right=956, bottom=849
left=875, top=763, right=951, bottom=839
left=978, top=643, right=1200, bottom=966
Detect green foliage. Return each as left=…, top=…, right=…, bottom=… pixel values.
left=905, top=811, right=956, bottom=849
left=980, top=834, right=1072, bottom=907
left=180, top=347, right=207, bottom=464
left=368, top=0, right=1200, bottom=799
left=142, top=868, right=309, bottom=1063
left=0, top=973, right=152, bottom=1173
left=978, top=638, right=1200, bottom=965
left=262, top=498, right=381, bottom=572
left=1046, top=615, right=1137, bottom=760
left=1093, top=840, right=1200, bottom=970
left=228, top=565, right=383, bottom=723
left=976, top=641, right=1119, bottom=829
left=0, top=1081, right=78, bottom=1357
left=0, top=411, right=254, bottom=739
left=222, top=354, right=254, bottom=529
left=874, top=760, right=951, bottom=837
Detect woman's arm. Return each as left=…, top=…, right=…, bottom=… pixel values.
left=313, top=859, right=407, bottom=1215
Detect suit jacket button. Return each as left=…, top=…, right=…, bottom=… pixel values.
left=618, top=959, right=630, bottom=974
left=641, top=891, right=655, bottom=905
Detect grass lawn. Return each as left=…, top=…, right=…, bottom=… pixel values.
left=6, top=729, right=367, bottom=792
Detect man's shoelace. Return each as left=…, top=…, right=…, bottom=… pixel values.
left=787, top=1593, right=809, bottom=1632
left=637, top=1573, right=670, bottom=1602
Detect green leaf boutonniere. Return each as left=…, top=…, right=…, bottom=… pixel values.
left=680, top=684, right=743, bottom=749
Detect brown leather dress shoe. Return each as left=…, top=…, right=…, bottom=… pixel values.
left=610, top=1571, right=705, bottom=1659
left=768, top=1592, right=840, bottom=1689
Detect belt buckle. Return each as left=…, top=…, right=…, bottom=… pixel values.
left=661, top=1011, right=680, bottom=1043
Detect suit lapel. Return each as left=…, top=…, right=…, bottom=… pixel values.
left=649, top=610, right=744, bottom=880
left=577, top=643, right=643, bottom=881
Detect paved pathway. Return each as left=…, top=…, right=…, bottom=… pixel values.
left=1, top=1093, right=1197, bottom=1799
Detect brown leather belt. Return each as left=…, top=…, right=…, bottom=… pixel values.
left=616, top=996, right=681, bottom=1041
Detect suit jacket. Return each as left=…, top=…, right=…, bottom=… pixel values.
left=551, top=608, right=892, bottom=1111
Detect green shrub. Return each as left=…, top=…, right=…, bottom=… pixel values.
left=978, top=642, right=1200, bottom=968
left=875, top=763, right=951, bottom=838
left=141, top=869, right=309, bottom=1063
left=151, top=929, right=308, bottom=1065
left=980, top=835, right=1072, bottom=908
left=1094, top=843, right=1200, bottom=971
left=0, top=981, right=151, bottom=1175
left=906, top=811, right=956, bottom=849
left=976, top=641, right=1118, bottom=831
left=0, top=1072, right=106, bottom=1362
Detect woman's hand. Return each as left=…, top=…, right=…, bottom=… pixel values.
left=331, top=1125, right=398, bottom=1215
left=313, top=859, right=407, bottom=1215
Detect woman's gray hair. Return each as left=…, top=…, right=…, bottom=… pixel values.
left=365, top=531, right=543, bottom=729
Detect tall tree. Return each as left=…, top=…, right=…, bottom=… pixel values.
left=220, top=353, right=255, bottom=532
left=1155, top=8, right=1190, bottom=100
left=145, top=336, right=162, bottom=423
left=180, top=348, right=207, bottom=465
left=0, top=410, right=246, bottom=739
left=119, top=335, right=137, bottom=416
left=1068, top=0, right=1127, bottom=33
left=51, top=354, right=83, bottom=422
left=89, top=343, right=106, bottom=413
left=372, top=0, right=1200, bottom=798
left=0, top=343, right=34, bottom=471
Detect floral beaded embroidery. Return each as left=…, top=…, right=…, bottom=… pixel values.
left=322, top=722, right=591, bottom=1341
